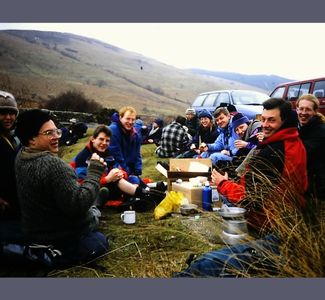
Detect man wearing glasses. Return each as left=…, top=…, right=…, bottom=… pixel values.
left=296, top=94, right=325, bottom=207
left=14, top=109, right=108, bottom=267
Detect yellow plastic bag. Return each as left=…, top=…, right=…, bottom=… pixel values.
left=154, top=191, right=184, bottom=220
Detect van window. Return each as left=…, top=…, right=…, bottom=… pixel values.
left=231, top=90, right=265, bottom=105
left=313, top=80, right=325, bottom=98
left=288, top=83, right=311, bottom=100
left=215, top=92, right=230, bottom=106
left=192, top=94, right=207, bottom=107
left=203, top=93, right=219, bottom=106
left=271, top=86, right=285, bottom=98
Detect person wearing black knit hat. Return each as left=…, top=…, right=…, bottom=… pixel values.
left=14, top=109, right=108, bottom=266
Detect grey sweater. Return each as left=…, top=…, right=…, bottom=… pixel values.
left=15, top=147, right=105, bottom=243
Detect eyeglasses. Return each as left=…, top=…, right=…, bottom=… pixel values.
left=38, top=129, right=62, bottom=138
left=296, top=107, right=314, bottom=113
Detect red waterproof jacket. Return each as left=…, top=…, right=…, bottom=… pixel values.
left=218, top=127, right=308, bottom=234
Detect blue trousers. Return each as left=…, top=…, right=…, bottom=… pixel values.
left=1, top=230, right=109, bottom=268
left=201, top=151, right=233, bottom=165
left=174, top=234, right=280, bottom=277
left=53, top=230, right=109, bottom=267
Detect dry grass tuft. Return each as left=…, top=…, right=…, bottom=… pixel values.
left=47, top=211, right=223, bottom=278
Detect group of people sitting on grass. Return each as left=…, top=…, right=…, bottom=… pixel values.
left=1, top=89, right=325, bottom=276
left=0, top=99, right=165, bottom=268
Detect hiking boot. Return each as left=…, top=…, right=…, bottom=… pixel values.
left=143, top=188, right=166, bottom=205
left=147, top=181, right=167, bottom=192
left=124, top=188, right=166, bottom=212
left=95, top=187, right=110, bottom=208
left=121, top=197, right=155, bottom=212
left=155, top=181, right=167, bottom=192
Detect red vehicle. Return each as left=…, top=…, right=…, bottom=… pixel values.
left=270, top=77, right=325, bottom=114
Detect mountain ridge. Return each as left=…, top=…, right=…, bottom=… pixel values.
left=0, top=29, right=291, bottom=116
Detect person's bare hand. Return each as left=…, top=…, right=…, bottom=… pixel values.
left=221, top=149, right=230, bottom=156
left=90, top=153, right=106, bottom=166
left=211, top=169, right=228, bottom=186
left=256, top=132, right=264, bottom=142
left=234, top=140, right=248, bottom=149
left=105, top=168, right=123, bottom=183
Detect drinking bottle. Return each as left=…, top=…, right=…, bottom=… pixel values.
left=202, top=181, right=212, bottom=211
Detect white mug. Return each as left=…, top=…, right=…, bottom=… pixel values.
left=121, top=210, right=136, bottom=224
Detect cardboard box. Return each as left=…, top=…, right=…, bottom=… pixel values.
left=172, top=181, right=204, bottom=207
left=157, top=158, right=212, bottom=191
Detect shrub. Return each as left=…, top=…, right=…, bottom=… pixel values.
left=44, top=90, right=103, bottom=113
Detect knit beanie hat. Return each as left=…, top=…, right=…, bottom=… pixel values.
left=15, top=109, right=51, bottom=146
left=231, top=113, right=249, bottom=130
left=198, top=109, right=213, bottom=120
left=154, top=118, right=164, bottom=127
left=0, top=91, right=18, bottom=115
left=185, top=108, right=196, bottom=115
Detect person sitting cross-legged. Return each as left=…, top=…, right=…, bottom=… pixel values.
left=72, top=125, right=165, bottom=212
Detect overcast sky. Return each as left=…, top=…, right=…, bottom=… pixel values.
left=0, top=23, right=324, bottom=81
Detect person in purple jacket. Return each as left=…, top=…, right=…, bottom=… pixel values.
left=232, top=113, right=262, bottom=157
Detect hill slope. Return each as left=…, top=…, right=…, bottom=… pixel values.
left=189, top=69, right=293, bottom=93
left=0, top=29, right=263, bottom=116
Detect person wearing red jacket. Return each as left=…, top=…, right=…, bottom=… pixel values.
left=174, top=98, right=308, bottom=277
left=215, top=98, right=307, bottom=234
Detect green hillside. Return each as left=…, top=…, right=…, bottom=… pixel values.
left=0, top=30, right=260, bottom=116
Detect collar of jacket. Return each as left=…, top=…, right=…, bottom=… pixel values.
left=118, top=120, right=136, bottom=136
left=20, top=146, right=56, bottom=160
left=259, top=127, right=299, bottom=147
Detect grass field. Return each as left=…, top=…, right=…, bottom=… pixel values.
left=2, top=129, right=324, bottom=277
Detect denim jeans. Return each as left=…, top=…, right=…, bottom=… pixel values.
left=174, top=234, right=280, bottom=277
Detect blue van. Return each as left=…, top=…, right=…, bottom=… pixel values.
left=191, top=89, right=269, bottom=120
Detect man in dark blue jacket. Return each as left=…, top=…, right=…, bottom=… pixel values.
left=108, top=106, right=142, bottom=183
